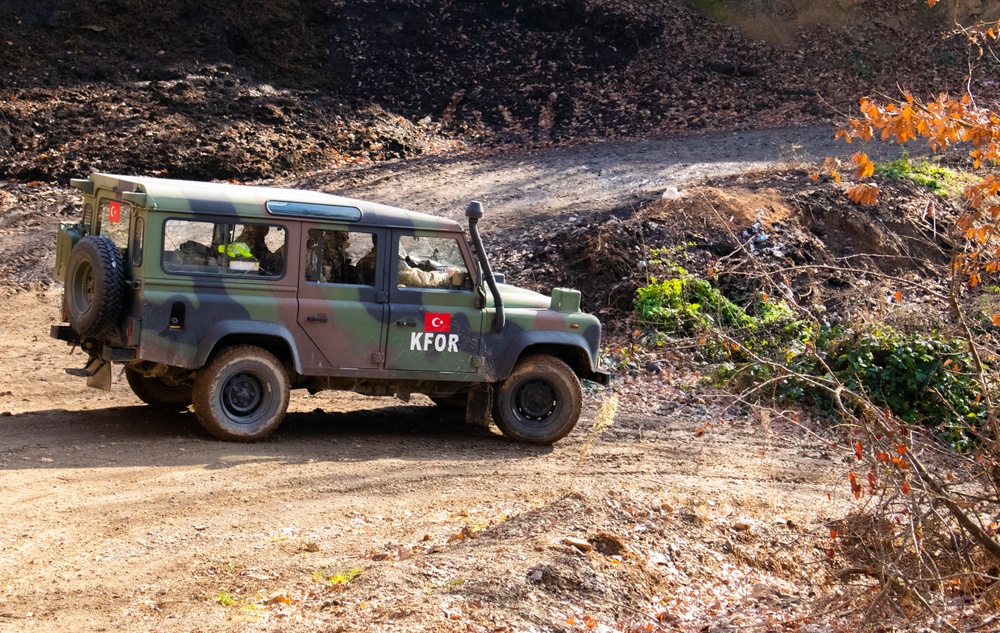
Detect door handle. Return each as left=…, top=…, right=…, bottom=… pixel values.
left=307, top=314, right=328, bottom=323
left=395, top=317, right=417, bottom=327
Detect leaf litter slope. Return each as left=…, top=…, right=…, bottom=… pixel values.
left=0, top=0, right=982, bottom=185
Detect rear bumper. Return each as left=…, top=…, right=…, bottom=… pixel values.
left=49, top=325, right=136, bottom=361
left=50, top=324, right=80, bottom=344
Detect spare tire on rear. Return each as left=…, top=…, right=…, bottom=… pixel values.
left=65, top=235, right=125, bottom=340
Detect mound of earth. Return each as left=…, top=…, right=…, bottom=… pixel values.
left=490, top=168, right=956, bottom=338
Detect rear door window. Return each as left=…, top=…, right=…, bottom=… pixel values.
left=304, top=229, right=378, bottom=286
left=98, top=198, right=132, bottom=249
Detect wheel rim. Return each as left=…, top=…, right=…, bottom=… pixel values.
left=69, top=261, right=95, bottom=315
left=514, top=379, right=558, bottom=426
left=221, top=371, right=268, bottom=423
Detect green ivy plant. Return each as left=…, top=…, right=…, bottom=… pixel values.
left=634, top=270, right=986, bottom=450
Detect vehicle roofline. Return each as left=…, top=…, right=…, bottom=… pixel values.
left=85, top=173, right=462, bottom=231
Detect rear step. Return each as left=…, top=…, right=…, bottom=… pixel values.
left=65, top=356, right=105, bottom=377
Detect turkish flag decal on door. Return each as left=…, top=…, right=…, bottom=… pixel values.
left=424, top=313, right=451, bottom=332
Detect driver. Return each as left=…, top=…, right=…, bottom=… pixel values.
left=397, top=243, right=462, bottom=289
left=356, top=237, right=463, bottom=289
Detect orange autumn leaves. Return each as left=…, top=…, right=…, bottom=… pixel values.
left=812, top=151, right=877, bottom=206
left=819, top=0, right=1000, bottom=286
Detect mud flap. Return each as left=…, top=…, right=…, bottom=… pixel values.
left=65, top=356, right=112, bottom=390
left=86, top=360, right=112, bottom=390
left=465, top=385, right=493, bottom=429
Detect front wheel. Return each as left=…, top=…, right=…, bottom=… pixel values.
left=492, top=356, right=583, bottom=445
left=193, top=346, right=290, bottom=441
left=125, top=367, right=192, bottom=411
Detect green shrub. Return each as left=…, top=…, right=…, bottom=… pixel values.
left=823, top=326, right=984, bottom=450
left=635, top=266, right=752, bottom=333
left=875, top=152, right=972, bottom=197
left=634, top=271, right=986, bottom=450
left=635, top=268, right=813, bottom=360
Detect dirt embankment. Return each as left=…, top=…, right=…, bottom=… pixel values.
left=0, top=0, right=988, bottom=184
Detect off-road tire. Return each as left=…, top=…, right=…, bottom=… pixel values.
left=125, top=367, right=193, bottom=411
left=492, top=355, right=583, bottom=445
left=193, top=346, right=290, bottom=442
left=65, top=236, right=125, bottom=340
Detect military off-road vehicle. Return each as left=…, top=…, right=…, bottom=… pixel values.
left=51, top=174, right=608, bottom=443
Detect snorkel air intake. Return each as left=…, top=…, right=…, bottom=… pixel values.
left=466, top=201, right=505, bottom=333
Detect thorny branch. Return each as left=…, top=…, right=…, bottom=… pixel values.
left=683, top=185, right=1000, bottom=625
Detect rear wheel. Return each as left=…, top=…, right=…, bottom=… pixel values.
left=492, top=355, right=583, bottom=445
left=193, top=346, right=290, bottom=441
left=125, top=367, right=192, bottom=411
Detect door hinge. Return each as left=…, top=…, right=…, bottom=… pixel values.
left=375, top=291, right=388, bottom=303
left=371, top=351, right=385, bottom=365
left=470, top=356, right=484, bottom=368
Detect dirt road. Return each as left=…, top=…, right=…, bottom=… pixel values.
left=286, top=124, right=903, bottom=230
left=2, top=123, right=903, bottom=289
left=0, top=289, right=851, bottom=632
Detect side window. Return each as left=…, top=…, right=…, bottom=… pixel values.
left=230, top=223, right=286, bottom=276
left=162, top=220, right=286, bottom=277
left=98, top=198, right=132, bottom=249
left=131, top=217, right=145, bottom=266
left=82, top=203, right=94, bottom=233
left=396, top=235, right=472, bottom=290
left=305, top=229, right=377, bottom=286
left=162, top=220, right=220, bottom=274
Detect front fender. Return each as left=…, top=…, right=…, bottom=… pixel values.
left=487, top=327, right=600, bottom=379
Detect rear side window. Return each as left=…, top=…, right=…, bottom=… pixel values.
left=162, top=219, right=287, bottom=278
left=131, top=217, right=145, bottom=266
left=82, top=203, right=94, bottom=232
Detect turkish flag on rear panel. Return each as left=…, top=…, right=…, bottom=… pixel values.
left=424, top=312, right=451, bottom=332
left=108, top=200, right=121, bottom=223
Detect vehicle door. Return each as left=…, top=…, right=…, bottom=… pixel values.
left=296, top=224, right=388, bottom=373
left=385, top=231, right=484, bottom=374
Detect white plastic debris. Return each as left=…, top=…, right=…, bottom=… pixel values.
left=661, top=186, right=682, bottom=199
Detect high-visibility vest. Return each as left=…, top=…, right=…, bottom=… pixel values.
left=219, top=242, right=253, bottom=258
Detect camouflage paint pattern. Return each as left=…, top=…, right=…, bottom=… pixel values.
left=55, top=173, right=604, bottom=393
